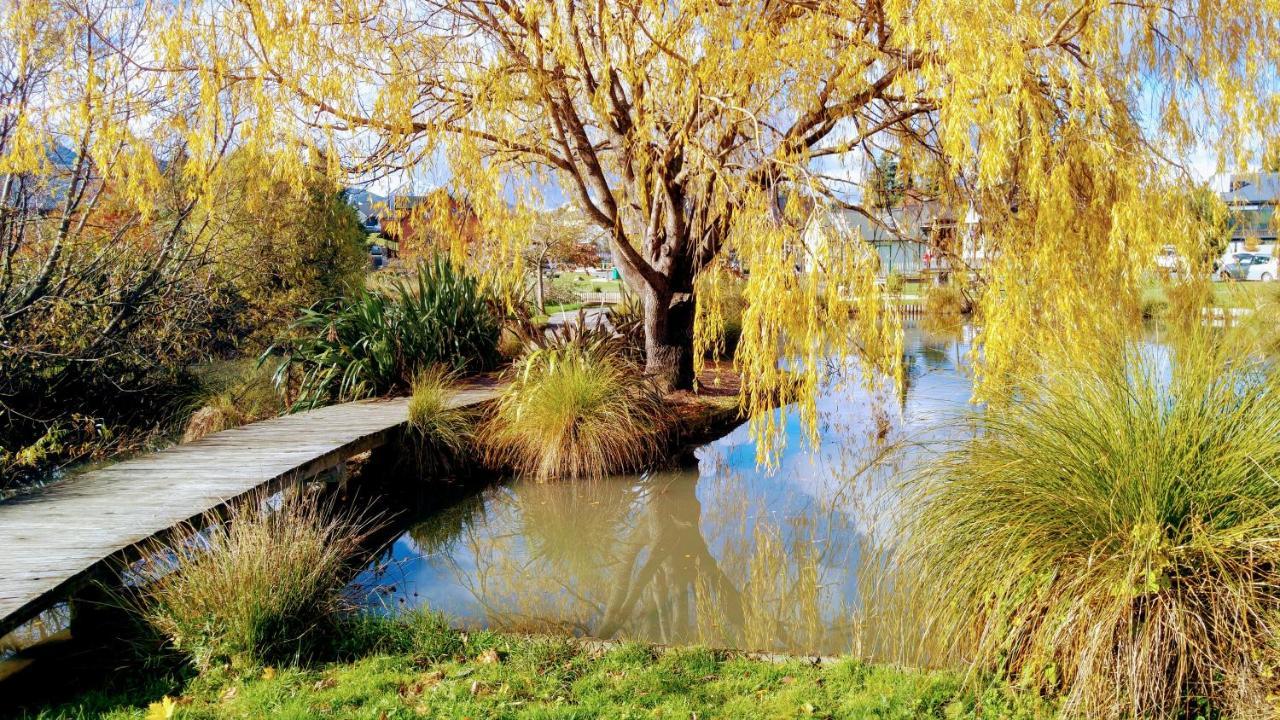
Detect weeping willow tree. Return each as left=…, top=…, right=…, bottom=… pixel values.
left=10, top=0, right=1280, bottom=455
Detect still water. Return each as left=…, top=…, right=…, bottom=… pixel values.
left=355, top=322, right=977, bottom=662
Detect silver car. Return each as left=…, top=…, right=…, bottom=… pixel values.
left=1218, top=252, right=1278, bottom=282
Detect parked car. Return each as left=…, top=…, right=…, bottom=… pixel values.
left=1218, top=252, right=1278, bottom=281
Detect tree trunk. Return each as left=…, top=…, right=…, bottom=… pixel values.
left=642, top=285, right=696, bottom=391
left=535, top=251, right=546, bottom=313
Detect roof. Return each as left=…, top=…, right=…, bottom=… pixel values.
left=1222, top=172, right=1280, bottom=206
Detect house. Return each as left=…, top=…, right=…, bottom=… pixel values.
left=1220, top=172, right=1280, bottom=254
left=801, top=197, right=984, bottom=279
left=378, top=188, right=482, bottom=257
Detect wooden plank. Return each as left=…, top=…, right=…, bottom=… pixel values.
left=0, top=385, right=499, bottom=638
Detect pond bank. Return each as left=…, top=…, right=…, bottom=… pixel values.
left=7, top=612, right=1054, bottom=719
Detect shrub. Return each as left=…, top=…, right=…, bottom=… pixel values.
left=130, top=491, right=373, bottom=671
left=905, top=335, right=1280, bottom=718
left=270, top=255, right=501, bottom=410
left=212, top=155, right=370, bottom=351
left=406, top=366, right=475, bottom=473
left=540, top=281, right=579, bottom=308
left=923, top=281, right=969, bottom=316
left=483, top=342, right=667, bottom=480
left=1139, top=283, right=1170, bottom=319
left=885, top=270, right=905, bottom=296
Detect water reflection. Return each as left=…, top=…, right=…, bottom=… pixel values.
left=356, top=322, right=977, bottom=663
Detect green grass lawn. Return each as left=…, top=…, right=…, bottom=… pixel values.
left=552, top=272, right=623, bottom=296
left=1211, top=280, right=1276, bottom=307
left=1140, top=280, right=1276, bottom=315
left=18, top=615, right=1054, bottom=719
left=530, top=302, right=584, bottom=325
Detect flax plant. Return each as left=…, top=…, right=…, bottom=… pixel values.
left=905, top=333, right=1280, bottom=718
left=270, top=255, right=501, bottom=410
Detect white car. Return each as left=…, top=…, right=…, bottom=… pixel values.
left=1218, top=252, right=1278, bottom=282
left=1155, top=245, right=1188, bottom=277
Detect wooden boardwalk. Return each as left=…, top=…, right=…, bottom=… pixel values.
left=0, top=386, right=498, bottom=639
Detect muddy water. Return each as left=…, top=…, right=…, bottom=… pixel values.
left=355, top=322, right=977, bottom=662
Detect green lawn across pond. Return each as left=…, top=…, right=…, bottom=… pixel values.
left=1211, top=280, right=1276, bottom=306
left=16, top=615, right=1054, bottom=719
left=552, top=272, right=623, bottom=295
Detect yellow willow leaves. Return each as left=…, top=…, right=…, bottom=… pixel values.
left=722, top=188, right=901, bottom=465
left=12, top=0, right=1280, bottom=460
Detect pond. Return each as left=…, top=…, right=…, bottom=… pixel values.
left=354, top=321, right=979, bottom=664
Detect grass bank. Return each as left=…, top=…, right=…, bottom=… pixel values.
left=13, top=613, right=1053, bottom=719
left=552, top=271, right=622, bottom=296
left=1141, top=278, right=1274, bottom=315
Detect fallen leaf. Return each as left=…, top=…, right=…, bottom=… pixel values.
left=477, top=648, right=501, bottom=664
left=312, top=677, right=337, bottom=691
left=145, top=697, right=177, bottom=720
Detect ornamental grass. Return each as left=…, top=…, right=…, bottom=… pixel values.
left=406, top=365, right=476, bottom=473
left=905, top=334, right=1280, bottom=718
left=482, top=339, right=666, bottom=481
left=130, top=491, right=374, bottom=671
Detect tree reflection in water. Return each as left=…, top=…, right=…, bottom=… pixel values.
left=358, top=322, right=976, bottom=666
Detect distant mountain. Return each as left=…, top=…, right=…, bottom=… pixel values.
left=344, top=187, right=387, bottom=219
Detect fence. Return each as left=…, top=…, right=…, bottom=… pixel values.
left=579, top=291, right=624, bottom=304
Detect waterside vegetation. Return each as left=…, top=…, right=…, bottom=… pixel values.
left=125, top=492, right=376, bottom=673
left=268, top=256, right=502, bottom=411
left=907, top=331, right=1280, bottom=719
left=405, top=366, right=478, bottom=474
left=482, top=337, right=669, bottom=481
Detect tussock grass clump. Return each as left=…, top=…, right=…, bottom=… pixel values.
left=483, top=342, right=666, bottom=481
left=131, top=492, right=373, bottom=671
left=906, top=336, right=1280, bottom=718
left=406, top=366, right=475, bottom=472
left=183, top=360, right=284, bottom=442
left=182, top=397, right=248, bottom=442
